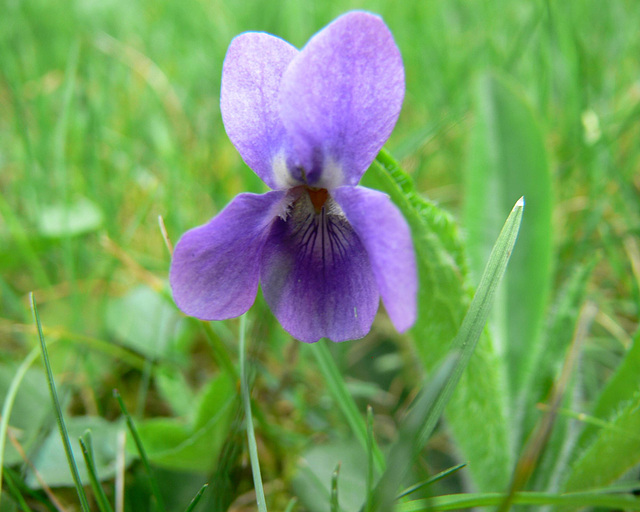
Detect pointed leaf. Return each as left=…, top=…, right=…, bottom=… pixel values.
left=464, top=72, right=553, bottom=398
left=366, top=150, right=515, bottom=490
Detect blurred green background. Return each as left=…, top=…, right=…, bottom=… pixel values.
left=1, top=0, right=640, bottom=510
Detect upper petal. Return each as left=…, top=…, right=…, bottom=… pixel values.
left=279, top=11, right=404, bottom=187
left=220, top=33, right=298, bottom=189
left=260, top=191, right=379, bottom=342
left=170, top=191, right=286, bottom=320
left=332, top=186, right=417, bottom=332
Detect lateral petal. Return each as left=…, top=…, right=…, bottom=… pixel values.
left=333, top=186, right=417, bottom=332
left=170, top=191, right=286, bottom=320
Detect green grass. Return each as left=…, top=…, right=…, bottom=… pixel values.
left=2, top=0, right=640, bottom=510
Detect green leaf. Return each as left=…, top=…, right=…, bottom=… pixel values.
left=292, top=439, right=362, bottom=512
left=105, top=286, right=186, bottom=360
left=562, top=390, right=640, bottom=495
left=577, top=328, right=640, bottom=451
left=464, top=72, right=553, bottom=400
left=368, top=150, right=514, bottom=490
left=25, top=416, right=129, bottom=489
left=132, top=373, right=236, bottom=472
left=193, top=373, right=235, bottom=431
left=0, top=364, right=50, bottom=466
left=365, top=153, right=468, bottom=362
left=155, top=367, right=197, bottom=421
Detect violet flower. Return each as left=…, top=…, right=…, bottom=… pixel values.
left=170, top=11, right=417, bottom=343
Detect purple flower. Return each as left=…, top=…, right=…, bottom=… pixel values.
left=170, top=11, right=417, bottom=343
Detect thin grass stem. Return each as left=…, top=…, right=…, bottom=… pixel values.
left=330, top=463, right=341, bottom=512
left=396, top=463, right=466, bottom=499
left=115, top=429, right=126, bottom=512
left=397, top=491, right=640, bottom=511
left=283, top=497, right=298, bottom=512
left=3, top=468, right=34, bottom=512
left=239, top=314, right=268, bottom=512
left=183, top=484, right=208, bottom=512
left=113, top=389, right=166, bottom=512
left=311, top=341, right=385, bottom=474
left=30, top=293, right=91, bottom=512
left=79, top=431, right=115, bottom=512
left=364, top=405, right=375, bottom=512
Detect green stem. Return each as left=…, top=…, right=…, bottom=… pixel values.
left=79, top=432, right=115, bottom=512
left=183, top=484, right=208, bottom=512
left=239, top=314, right=268, bottom=512
left=114, top=389, right=166, bottom=512
left=31, top=293, right=91, bottom=512
left=311, top=341, right=385, bottom=474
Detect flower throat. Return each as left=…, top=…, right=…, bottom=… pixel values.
left=307, top=187, right=329, bottom=213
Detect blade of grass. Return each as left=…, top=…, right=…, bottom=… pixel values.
left=239, top=314, right=268, bottom=512
left=369, top=354, right=458, bottom=512
left=3, top=468, right=34, bottom=512
left=330, top=463, right=341, bottom=512
left=498, top=301, right=596, bottom=512
left=297, top=461, right=347, bottom=512
left=396, top=463, right=466, bottom=500
left=113, top=389, right=166, bottom=512
left=283, top=497, right=298, bottom=512
left=115, top=429, right=126, bottom=512
left=417, top=197, right=524, bottom=444
left=524, top=255, right=598, bottom=485
left=79, top=431, right=115, bottom=512
left=310, top=341, right=386, bottom=474
left=464, top=73, right=552, bottom=400
left=368, top=196, right=523, bottom=511
left=396, top=491, right=640, bottom=511
left=30, top=293, right=91, bottom=512
left=364, top=406, right=375, bottom=512
left=184, top=484, right=208, bottom=512
left=370, top=148, right=513, bottom=490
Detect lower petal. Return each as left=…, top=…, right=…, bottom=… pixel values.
left=260, top=196, right=379, bottom=343
left=170, top=191, right=285, bottom=320
left=332, top=186, right=417, bottom=332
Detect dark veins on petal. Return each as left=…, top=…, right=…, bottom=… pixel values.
left=261, top=186, right=379, bottom=341
left=284, top=188, right=354, bottom=273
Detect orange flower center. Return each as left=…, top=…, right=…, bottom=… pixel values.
left=307, top=187, right=329, bottom=213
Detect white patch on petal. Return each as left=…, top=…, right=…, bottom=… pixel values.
left=318, top=156, right=345, bottom=189
left=272, top=150, right=346, bottom=190
left=272, top=150, right=297, bottom=190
